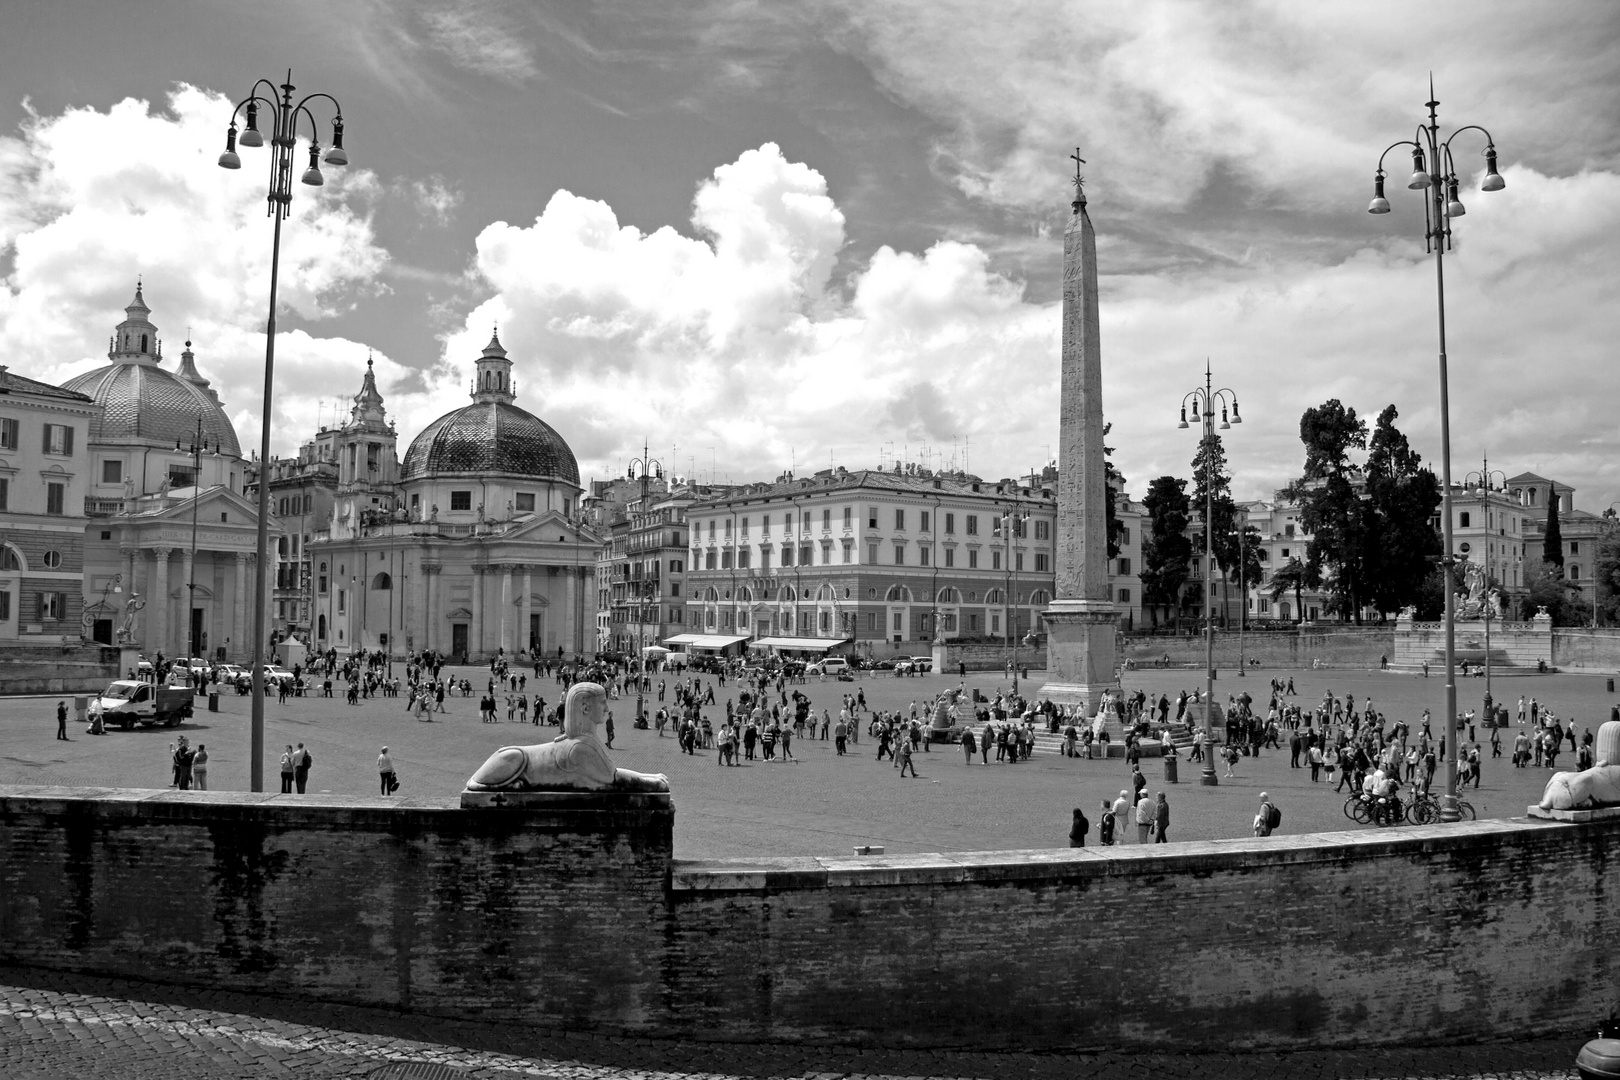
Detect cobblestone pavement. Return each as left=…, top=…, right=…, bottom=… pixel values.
left=0, top=966, right=1587, bottom=1080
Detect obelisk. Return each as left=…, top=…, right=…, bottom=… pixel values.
left=1039, top=151, right=1118, bottom=713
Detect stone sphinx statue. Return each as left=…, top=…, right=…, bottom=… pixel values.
left=1538, top=721, right=1620, bottom=811
left=466, top=681, right=669, bottom=793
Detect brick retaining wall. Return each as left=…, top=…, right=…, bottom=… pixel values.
left=0, top=785, right=1612, bottom=1052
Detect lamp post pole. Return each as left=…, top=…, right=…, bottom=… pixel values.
left=179, top=415, right=215, bottom=667
left=1368, top=81, right=1504, bottom=822
left=218, top=71, right=349, bottom=791
left=1232, top=525, right=1247, bottom=676
left=628, top=442, right=662, bottom=724
left=1179, top=361, right=1241, bottom=786
left=1465, top=459, right=1507, bottom=719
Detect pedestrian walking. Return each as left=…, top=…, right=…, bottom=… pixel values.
left=961, top=726, right=976, bottom=764
left=1135, top=792, right=1154, bottom=844
left=378, top=747, right=398, bottom=795
left=897, top=739, right=917, bottom=777
left=1255, top=792, right=1280, bottom=837
left=1153, top=792, right=1170, bottom=843
left=55, top=700, right=68, bottom=740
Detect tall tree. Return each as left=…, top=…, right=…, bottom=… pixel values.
left=1361, top=406, right=1442, bottom=615
left=1522, top=560, right=1588, bottom=624
left=1283, top=399, right=1369, bottom=622
left=1267, top=556, right=1318, bottom=623
left=1104, top=422, right=1124, bottom=560
left=1191, top=431, right=1240, bottom=582
left=1542, top=490, right=1565, bottom=572
left=1140, top=475, right=1192, bottom=630
left=1594, top=520, right=1620, bottom=627
left=1230, top=524, right=1265, bottom=622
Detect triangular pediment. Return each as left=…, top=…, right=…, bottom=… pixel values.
left=131, top=485, right=281, bottom=531
left=501, top=510, right=601, bottom=544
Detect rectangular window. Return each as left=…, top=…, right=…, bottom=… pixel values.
left=450, top=490, right=472, bottom=511
left=738, top=550, right=751, bottom=569
left=724, top=518, right=732, bottom=536
left=1035, top=553, right=1049, bottom=572
left=843, top=506, right=852, bottom=527
left=102, top=460, right=122, bottom=483
left=920, top=511, right=930, bottom=532
left=945, top=512, right=955, bottom=533
left=515, top=493, right=535, bottom=512
left=37, top=592, right=63, bottom=620
left=1035, top=520, right=1049, bottom=540
left=823, top=508, right=831, bottom=529
left=866, top=612, right=875, bottom=631
left=46, top=482, right=64, bottom=516
left=1120, top=527, right=1130, bottom=544
left=944, top=548, right=955, bottom=568
left=895, top=508, right=905, bottom=530
left=968, top=549, right=978, bottom=569
left=338, top=590, right=347, bottom=614
left=867, top=544, right=878, bottom=564
left=868, top=507, right=878, bottom=529
left=740, top=516, right=749, bottom=536
left=1015, top=553, right=1024, bottom=572
left=920, top=547, right=930, bottom=566
left=705, top=551, right=717, bottom=570
left=762, top=517, right=770, bottom=537
left=966, top=515, right=978, bottom=535
left=720, top=550, right=732, bottom=570
left=42, top=424, right=73, bottom=456
left=1117, top=557, right=1131, bottom=575
left=893, top=612, right=903, bottom=632
left=800, top=545, right=811, bottom=565
left=0, top=478, right=8, bottom=511
left=781, top=547, right=793, bottom=567
left=709, top=520, right=716, bottom=538
left=991, top=613, right=1001, bottom=635
left=0, top=418, right=16, bottom=450
left=992, top=550, right=1002, bottom=570
left=992, top=516, right=1002, bottom=538
left=760, top=550, right=771, bottom=570
left=842, top=544, right=851, bottom=564
left=1118, top=588, right=1132, bottom=603
left=0, top=591, right=9, bottom=620
left=1571, top=541, right=1580, bottom=555
left=820, top=544, right=831, bottom=565
left=893, top=545, right=904, bottom=565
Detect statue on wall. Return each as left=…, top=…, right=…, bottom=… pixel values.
left=123, top=476, right=135, bottom=503
left=430, top=504, right=439, bottom=522
left=117, top=593, right=145, bottom=642
left=157, top=475, right=171, bottom=499
left=1538, top=722, right=1620, bottom=811
left=1397, top=604, right=1418, bottom=620
left=465, top=682, right=669, bottom=793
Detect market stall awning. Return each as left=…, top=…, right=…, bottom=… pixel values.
left=748, top=636, right=852, bottom=652
left=662, top=633, right=749, bottom=649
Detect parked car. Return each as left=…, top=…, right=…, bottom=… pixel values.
left=808, top=656, right=851, bottom=675
left=910, top=656, right=935, bottom=673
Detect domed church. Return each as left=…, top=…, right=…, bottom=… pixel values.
left=304, top=331, right=599, bottom=662
left=73, top=286, right=277, bottom=662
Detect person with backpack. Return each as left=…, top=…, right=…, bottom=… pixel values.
left=293, top=742, right=313, bottom=794
left=1255, top=793, right=1280, bottom=837
left=378, top=746, right=397, bottom=795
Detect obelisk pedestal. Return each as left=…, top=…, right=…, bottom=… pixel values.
left=1038, top=161, right=1119, bottom=716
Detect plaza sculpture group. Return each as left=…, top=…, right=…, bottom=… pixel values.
left=1538, top=721, right=1620, bottom=811
left=466, top=681, right=670, bottom=793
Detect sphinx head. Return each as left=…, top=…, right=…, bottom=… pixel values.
left=564, top=681, right=607, bottom=739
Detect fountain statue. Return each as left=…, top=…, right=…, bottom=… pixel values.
left=465, top=682, right=669, bottom=793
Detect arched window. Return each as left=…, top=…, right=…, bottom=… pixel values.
left=0, top=545, right=24, bottom=571
left=1570, top=565, right=1581, bottom=580
left=318, top=614, right=327, bottom=638
left=737, top=586, right=753, bottom=603
left=816, top=584, right=836, bottom=602
left=371, top=572, right=392, bottom=590
left=1528, top=488, right=1538, bottom=506
left=884, top=584, right=914, bottom=603
left=1028, top=589, right=1051, bottom=606
left=777, top=586, right=794, bottom=603
left=984, top=588, right=1005, bottom=605
left=703, top=586, right=720, bottom=602
left=936, top=586, right=961, bottom=604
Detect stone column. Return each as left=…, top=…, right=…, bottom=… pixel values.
left=234, top=553, right=250, bottom=662
left=151, top=548, right=172, bottom=656
left=1038, top=167, right=1118, bottom=712
left=471, top=565, right=485, bottom=661
left=499, top=564, right=513, bottom=655
left=423, top=562, right=442, bottom=654
left=521, top=565, right=533, bottom=656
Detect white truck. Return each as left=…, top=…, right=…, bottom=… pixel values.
left=94, top=680, right=194, bottom=730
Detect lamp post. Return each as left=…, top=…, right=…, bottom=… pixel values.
left=218, top=71, right=350, bottom=792
left=1231, top=524, right=1248, bottom=676
left=1464, top=458, right=1508, bottom=719
left=177, top=415, right=218, bottom=668
left=1178, top=361, right=1241, bottom=786
left=1367, top=80, right=1505, bottom=821
left=628, top=441, right=662, bottom=724
left=1001, top=507, right=1029, bottom=699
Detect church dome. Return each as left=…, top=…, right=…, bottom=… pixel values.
left=61, top=286, right=242, bottom=456
left=399, top=331, right=578, bottom=485
left=401, top=400, right=579, bottom=484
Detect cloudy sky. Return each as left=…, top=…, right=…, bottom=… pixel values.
left=1, top=1, right=1616, bottom=510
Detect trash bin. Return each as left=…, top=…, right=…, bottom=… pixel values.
left=208, top=692, right=219, bottom=713
left=1163, top=755, right=1178, bottom=783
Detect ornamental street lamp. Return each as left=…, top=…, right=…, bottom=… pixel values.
left=218, top=71, right=350, bottom=792
left=1367, top=80, right=1505, bottom=822
left=177, top=414, right=219, bottom=670
left=628, top=441, right=663, bottom=724
left=1465, top=457, right=1508, bottom=720
left=1178, top=360, right=1241, bottom=786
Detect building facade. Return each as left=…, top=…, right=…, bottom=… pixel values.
left=0, top=366, right=98, bottom=643
left=681, top=466, right=1059, bottom=656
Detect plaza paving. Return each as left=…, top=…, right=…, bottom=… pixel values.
left=0, top=664, right=1615, bottom=858
left=0, top=964, right=1590, bottom=1079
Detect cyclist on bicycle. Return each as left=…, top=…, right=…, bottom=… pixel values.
left=1373, top=768, right=1402, bottom=823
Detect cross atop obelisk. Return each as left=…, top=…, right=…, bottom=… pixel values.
left=1038, top=148, right=1119, bottom=713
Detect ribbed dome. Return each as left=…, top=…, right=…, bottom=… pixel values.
left=401, top=400, right=579, bottom=484
left=62, top=361, right=242, bottom=457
